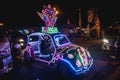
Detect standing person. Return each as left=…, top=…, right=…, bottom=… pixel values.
left=24, top=44, right=35, bottom=65
left=11, top=42, right=21, bottom=67
left=101, top=29, right=105, bottom=39
left=114, top=33, right=120, bottom=61
left=11, top=42, right=22, bottom=77
left=77, top=30, right=81, bottom=38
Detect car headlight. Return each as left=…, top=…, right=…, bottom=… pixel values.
left=19, top=39, right=24, bottom=42
left=103, top=39, right=109, bottom=43
left=20, top=43, right=24, bottom=46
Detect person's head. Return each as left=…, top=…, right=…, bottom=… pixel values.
left=44, top=35, right=49, bottom=40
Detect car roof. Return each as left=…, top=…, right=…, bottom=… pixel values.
left=29, top=32, right=63, bottom=37
left=29, top=32, right=45, bottom=36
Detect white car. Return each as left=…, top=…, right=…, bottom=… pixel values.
left=0, top=28, right=13, bottom=75
left=28, top=32, right=93, bottom=76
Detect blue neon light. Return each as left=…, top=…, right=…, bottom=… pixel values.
left=61, top=59, right=92, bottom=73
left=53, top=34, right=71, bottom=47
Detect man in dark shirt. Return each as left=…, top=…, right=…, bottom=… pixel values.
left=40, top=35, right=51, bottom=55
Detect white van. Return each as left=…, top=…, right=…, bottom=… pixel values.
left=0, top=28, right=13, bottom=75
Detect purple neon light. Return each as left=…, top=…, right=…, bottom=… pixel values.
left=61, top=59, right=91, bottom=73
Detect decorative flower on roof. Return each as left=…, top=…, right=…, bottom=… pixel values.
left=37, top=4, right=58, bottom=28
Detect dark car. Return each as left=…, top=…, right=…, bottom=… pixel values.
left=101, top=27, right=119, bottom=51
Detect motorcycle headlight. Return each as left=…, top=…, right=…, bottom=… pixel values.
left=103, top=39, right=109, bottom=43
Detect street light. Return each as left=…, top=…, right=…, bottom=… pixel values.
left=0, top=23, right=4, bottom=26
left=78, top=8, right=81, bottom=28
left=53, top=7, right=59, bottom=15
left=55, top=10, right=59, bottom=15
left=53, top=7, right=56, bottom=11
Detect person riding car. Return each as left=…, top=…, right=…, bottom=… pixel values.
left=40, top=35, right=53, bottom=55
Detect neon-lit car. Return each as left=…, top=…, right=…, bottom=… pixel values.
left=28, top=32, right=93, bottom=75
left=0, top=28, right=13, bottom=75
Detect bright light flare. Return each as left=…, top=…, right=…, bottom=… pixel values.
left=19, top=39, right=24, bottom=42
left=55, top=11, right=59, bottom=15
left=103, top=39, right=109, bottom=43
left=0, top=23, right=4, bottom=26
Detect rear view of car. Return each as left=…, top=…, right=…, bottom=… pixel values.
left=0, top=28, right=13, bottom=75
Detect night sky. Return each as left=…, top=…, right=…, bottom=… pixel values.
left=0, top=0, right=119, bottom=28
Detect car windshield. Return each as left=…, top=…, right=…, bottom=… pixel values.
left=29, top=36, right=39, bottom=42
left=54, top=34, right=71, bottom=47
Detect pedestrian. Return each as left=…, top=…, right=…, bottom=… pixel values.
left=24, top=44, right=35, bottom=65
left=11, top=42, right=21, bottom=67
left=77, top=30, right=81, bottom=38
left=114, top=33, right=120, bottom=61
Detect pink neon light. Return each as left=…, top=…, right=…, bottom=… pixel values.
left=37, top=4, right=58, bottom=32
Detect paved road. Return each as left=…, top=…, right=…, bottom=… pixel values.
left=0, top=38, right=120, bottom=80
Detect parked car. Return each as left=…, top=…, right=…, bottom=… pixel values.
left=101, top=27, right=119, bottom=51
left=28, top=32, right=93, bottom=76
left=0, top=27, right=13, bottom=75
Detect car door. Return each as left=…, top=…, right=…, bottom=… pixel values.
left=28, top=35, right=43, bottom=56
left=39, top=34, right=55, bottom=61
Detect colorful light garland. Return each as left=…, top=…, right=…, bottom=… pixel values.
left=37, top=4, right=58, bottom=32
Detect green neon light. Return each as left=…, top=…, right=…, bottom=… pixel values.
left=42, top=27, right=58, bottom=34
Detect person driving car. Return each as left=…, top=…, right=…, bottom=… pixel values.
left=40, top=35, right=53, bottom=55
left=114, top=33, right=120, bottom=60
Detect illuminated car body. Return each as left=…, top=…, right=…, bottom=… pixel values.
left=0, top=29, right=13, bottom=75
left=28, top=32, right=93, bottom=74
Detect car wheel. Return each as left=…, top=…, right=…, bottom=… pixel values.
left=56, top=60, right=83, bottom=80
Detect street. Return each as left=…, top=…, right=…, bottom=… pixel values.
left=0, top=38, right=120, bottom=80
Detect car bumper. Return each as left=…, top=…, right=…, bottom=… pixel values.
left=75, top=58, right=93, bottom=74
left=0, top=66, right=13, bottom=75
